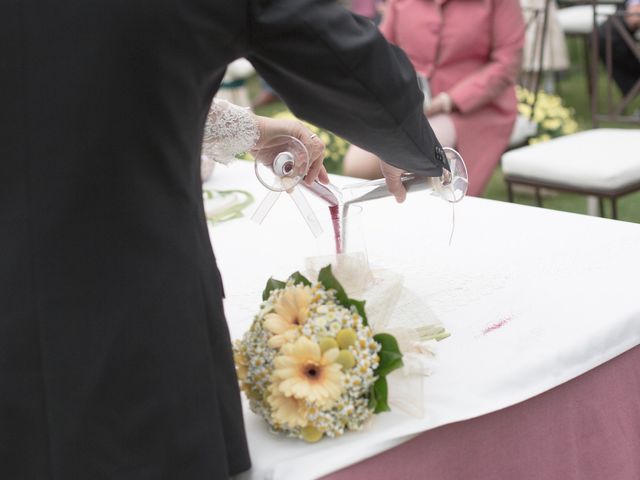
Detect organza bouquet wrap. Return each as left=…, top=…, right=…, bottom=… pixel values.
left=233, top=263, right=448, bottom=442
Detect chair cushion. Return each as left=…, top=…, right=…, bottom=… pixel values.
left=502, top=129, right=640, bottom=191
left=557, top=5, right=616, bottom=35
left=224, top=58, right=255, bottom=81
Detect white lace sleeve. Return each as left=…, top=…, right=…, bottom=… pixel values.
left=202, top=99, right=260, bottom=165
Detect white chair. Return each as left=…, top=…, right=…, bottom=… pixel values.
left=502, top=129, right=640, bottom=218
left=509, top=0, right=557, bottom=149
left=502, top=3, right=640, bottom=219
left=214, top=59, right=255, bottom=108
left=521, top=0, right=570, bottom=78
left=556, top=3, right=616, bottom=35
left=556, top=1, right=617, bottom=96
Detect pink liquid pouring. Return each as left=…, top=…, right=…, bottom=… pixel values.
left=329, top=205, right=343, bottom=254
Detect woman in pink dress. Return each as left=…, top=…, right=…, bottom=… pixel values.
left=344, top=0, right=525, bottom=196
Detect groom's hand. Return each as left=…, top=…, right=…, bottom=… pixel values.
left=379, top=160, right=407, bottom=203
left=255, top=116, right=329, bottom=185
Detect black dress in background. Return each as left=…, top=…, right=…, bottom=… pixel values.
left=597, top=3, right=640, bottom=97
left=0, top=0, right=444, bottom=478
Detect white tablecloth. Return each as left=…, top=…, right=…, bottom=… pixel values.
left=204, top=162, right=640, bottom=480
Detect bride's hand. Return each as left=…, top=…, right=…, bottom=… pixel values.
left=254, top=116, right=329, bottom=185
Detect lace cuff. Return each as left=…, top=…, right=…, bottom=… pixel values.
left=202, top=99, right=260, bottom=165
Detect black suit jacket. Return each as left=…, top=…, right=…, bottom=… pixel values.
left=0, top=1, right=442, bottom=478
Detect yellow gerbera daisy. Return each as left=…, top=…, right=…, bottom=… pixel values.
left=264, top=286, right=311, bottom=349
left=272, top=336, right=343, bottom=408
left=233, top=349, right=249, bottom=382
left=267, top=385, right=309, bottom=428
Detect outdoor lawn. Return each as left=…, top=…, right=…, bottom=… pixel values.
left=250, top=37, right=640, bottom=223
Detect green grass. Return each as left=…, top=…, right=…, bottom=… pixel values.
left=247, top=37, right=640, bottom=222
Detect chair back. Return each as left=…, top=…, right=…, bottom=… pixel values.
left=520, top=0, right=553, bottom=116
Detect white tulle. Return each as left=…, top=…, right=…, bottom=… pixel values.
left=201, top=99, right=260, bottom=167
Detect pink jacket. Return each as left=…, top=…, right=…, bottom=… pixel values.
left=381, top=0, right=524, bottom=195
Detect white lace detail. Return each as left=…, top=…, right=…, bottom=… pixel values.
left=202, top=99, right=260, bottom=165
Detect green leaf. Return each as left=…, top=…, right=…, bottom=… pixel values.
left=371, top=377, right=390, bottom=414
left=374, top=333, right=402, bottom=354
left=377, top=351, right=404, bottom=378
left=368, top=334, right=405, bottom=414
left=317, top=265, right=349, bottom=307
left=262, top=278, right=285, bottom=301
left=348, top=298, right=368, bottom=327
left=374, top=333, right=404, bottom=377
left=288, top=271, right=312, bottom=287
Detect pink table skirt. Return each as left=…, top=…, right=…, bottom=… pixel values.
left=324, top=345, right=640, bottom=480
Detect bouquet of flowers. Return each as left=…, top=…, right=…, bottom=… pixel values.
left=233, top=265, right=406, bottom=442
left=516, top=86, right=579, bottom=144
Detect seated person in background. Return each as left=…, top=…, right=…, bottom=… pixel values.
left=598, top=0, right=640, bottom=98
left=343, top=0, right=525, bottom=196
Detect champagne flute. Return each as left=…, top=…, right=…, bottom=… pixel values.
left=340, top=147, right=468, bottom=206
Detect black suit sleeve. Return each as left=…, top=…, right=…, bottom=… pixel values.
left=246, top=0, right=447, bottom=177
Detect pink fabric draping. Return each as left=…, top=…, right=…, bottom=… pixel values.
left=324, top=345, right=640, bottom=480
left=380, top=0, right=525, bottom=195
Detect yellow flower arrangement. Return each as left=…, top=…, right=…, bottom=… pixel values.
left=268, top=386, right=309, bottom=428
left=272, top=336, right=343, bottom=409
left=233, top=266, right=412, bottom=442
left=264, top=285, right=311, bottom=348
left=516, top=86, right=579, bottom=144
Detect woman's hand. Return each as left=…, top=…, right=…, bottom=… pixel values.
left=253, top=116, right=329, bottom=185
left=425, top=92, right=453, bottom=117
